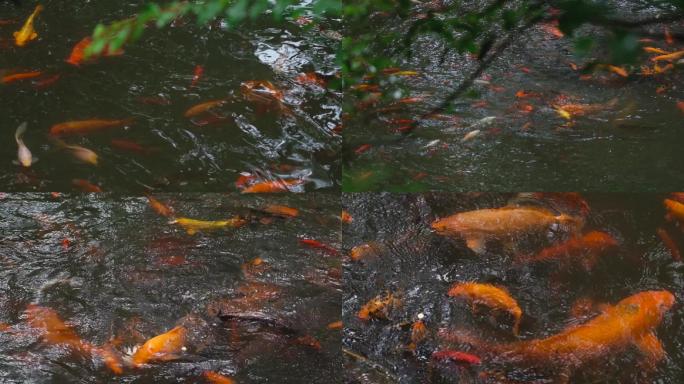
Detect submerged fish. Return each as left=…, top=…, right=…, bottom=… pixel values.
left=520, top=231, right=618, bottom=270
left=146, top=195, right=174, bottom=217
left=184, top=99, right=227, bottom=118
left=50, top=118, right=134, bottom=136
left=358, top=292, right=401, bottom=321
left=2, top=70, right=42, bottom=84
left=432, top=206, right=582, bottom=253
left=448, top=282, right=522, bottom=336
left=131, top=326, right=187, bottom=366
left=439, top=290, right=675, bottom=377
left=25, top=304, right=86, bottom=349
left=170, top=216, right=246, bottom=235
left=240, top=80, right=289, bottom=113
left=14, top=122, right=35, bottom=167
left=204, top=371, right=235, bottom=384
left=14, top=5, right=43, bottom=47
left=53, top=139, right=98, bottom=165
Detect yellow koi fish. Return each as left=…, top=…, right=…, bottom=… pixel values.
left=170, top=216, right=246, bottom=235
left=14, top=5, right=43, bottom=47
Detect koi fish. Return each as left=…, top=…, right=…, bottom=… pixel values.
left=189, top=65, right=203, bottom=88
left=520, top=231, right=618, bottom=270
left=643, top=46, right=670, bottom=55
left=53, top=139, right=98, bottom=165
left=448, top=282, right=522, bottom=336
left=2, top=70, right=42, bottom=84
left=72, top=179, right=102, bottom=192
left=25, top=304, right=86, bottom=349
left=341, top=210, right=353, bottom=223
left=110, top=139, right=154, bottom=155
left=358, top=292, right=401, bottom=321
left=203, top=371, right=235, bottom=384
left=14, top=5, right=43, bottom=47
left=327, top=320, right=343, bottom=330
left=299, top=238, right=338, bottom=256
left=170, top=216, right=246, bottom=235
left=50, top=118, right=134, bottom=136
left=431, top=350, right=482, bottom=365
left=131, top=326, right=187, bottom=366
left=407, top=320, right=427, bottom=351
left=240, top=179, right=304, bottom=194
left=14, top=122, right=35, bottom=167
left=664, top=198, right=684, bottom=222
left=440, top=291, right=675, bottom=374
left=240, top=80, right=289, bottom=113
left=656, top=227, right=681, bottom=262
left=146, top=195, right=174, bottom=217
left=184, top=99, right=227, bottom=118
left=350, top=242, right=383, bottom=262
left=66, top=37, right=124, bottom=66
left=432, top=206, right=582, bottom=254
left=651, top=50, right=684, bottom=62
left=262, top=204, right=299, bottom=217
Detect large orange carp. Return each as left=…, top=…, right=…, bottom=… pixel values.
left=432, top=205, right=582, bottom=253
left=439, top=290, right=675, bottom=377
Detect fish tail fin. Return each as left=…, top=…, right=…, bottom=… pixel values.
left=12, top=31, right=18, bottom=38
left=512, top=316, right=521, bottom=337
left=15, top=122, right=27, bottom=141
left=34, top=5, right=44, bottom=13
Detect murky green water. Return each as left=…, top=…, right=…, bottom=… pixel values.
left=343, top=11, right=684, bottom=192
left=0, top=193, right=341, bottom=383
left=343, top=193, right=684, bottom=383
left=1, top=1, right=341, bottom=192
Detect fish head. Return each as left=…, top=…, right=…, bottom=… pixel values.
left=620, top=290, right=675, bottom=327
left=431, top=217, right=459, bottom=234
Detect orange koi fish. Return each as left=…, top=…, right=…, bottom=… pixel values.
left=439, top=290, right=675, bottom=376
left=358, top=292, right=401, bottom=321
left=66, top=37, right=124, bottom=66
left=520, top=231, right=618, bottom=270
left=240, top=179, right=303, bottom=194
left=110, top=139, right=154, bottom=155
left=350, top=242, right=383, bottom=262
left=240, top=80, right=289, bottom=113
left=448, top=282, right=522, bottom=336
left=432, top=350, right=482, bottom=365
left=72, top=179, right=102, bottom=192
left=131, top=326, right=187, bottom=366
left=53, top=139, right=98, bottom=165
left=2, top=70, right=42, bottom=84
left=25, top=304, right=86, bottom=350
left=327, top=320, right=343, bottom=330
left=184, top=99, right=227, bottom=118
left=262, top=204, right=299, bottom=217
left=341, top=210, right=353, bottom=223
left=14, top=5, right=43, bottom=47
left=204, top=371, right=235, bottom=384
left=664, top=198, right=684, bottom=222
left=146, top=195, right=174, bottom=217
left=407, top=320, right=427, bottom=351
left=651, top=50, right=684, bottom=62
left=656, top=227, right=681, bottom=262
left=643, top=46, right=669, bottom=55
left=189, top=65, right=203, bottom=88
left=50, top=118, right=134, bottom=136
left=295, top=72, right=327, bottom=87
left=299, top=238, right=338, bottom=256
left=432, top=206, right=581, bottom=253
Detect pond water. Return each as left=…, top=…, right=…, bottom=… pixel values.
left=343, top=7, right=684, bottom=192
left=343, top=193, right=684, bottom=383
left=0, top=193, right=341, bottom=383
left=1, top=1, right=341, bottom=192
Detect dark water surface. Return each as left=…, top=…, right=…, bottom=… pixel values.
left=1, top=1, right=341, bottom=192
left=0, top=193, right=341, bottom=383
left=343, top=6, right=684, bottom=192
left=343, top=193, right=684, bottom=383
